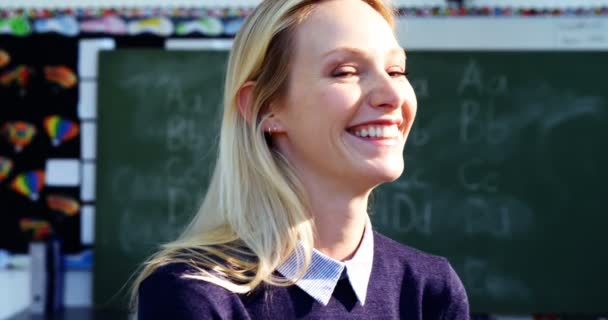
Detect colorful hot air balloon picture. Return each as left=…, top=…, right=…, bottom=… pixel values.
left=46, top=194, right=80, bottom=216
left=2, top=121, right=37, bottom=152
left=0, top=65, right=31, bottom=95
left=0, top=49, right=10, bottom=68
left=44, top=65, right=78, bottom=89
left=0, top=156, right=13, bottom=182
left=43, top=115, right=79, bottom=147
left=10, top=170, right=45, bottom=201
left=20, top=218, right=52, bottom=241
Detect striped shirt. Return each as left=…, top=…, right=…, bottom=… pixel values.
left=276, top=218, right=374, bottom=306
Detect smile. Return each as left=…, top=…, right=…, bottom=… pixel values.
left=347, top=124, right=400, bottom=139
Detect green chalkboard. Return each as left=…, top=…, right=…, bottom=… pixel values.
left=95, top=50, right=226, bottom=311
left=95, top=50, right=608, bottom=314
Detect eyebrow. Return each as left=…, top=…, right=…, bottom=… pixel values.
left=321, top=47, right=407, bottom=61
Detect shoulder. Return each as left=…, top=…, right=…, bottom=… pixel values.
left=140, top=262, right=228, bottom=295
left=138, top=263, right=245, bottom=320
left=373, top=231, right=450, bottom=276
left=372, top=232, right=469, bottom=319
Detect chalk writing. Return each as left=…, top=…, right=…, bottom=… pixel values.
left=110, top=166, right=167, bottom=205
left=390, top=192, right=432, bottom=235
left=166, top=116, right=207, bottom=151
left=374, top=177, right=433, bottom=235
left=458, top=59, right=508, bottom=96
left=460, top=99, right=508, bottom=144
left=463, top=257, right=531, bottom=300
left=458, top=158, right=499, bottom=193
left=458, top=60, right=483, bottom=95
left=464, top=197, right=511, bottom=238
left=166, top=81, right=209, bottom=115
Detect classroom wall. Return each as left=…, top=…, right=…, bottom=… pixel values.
left=0, top=268, right=91, bottom=319
left=0, top=4, right=607, bottom=318
left=400, top=17, right=608, bottom=50
left=0, top=0, right=603, bottom=9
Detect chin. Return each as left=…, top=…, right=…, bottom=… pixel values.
left=368, top=158, right=404, bottom=185
left=380, top=166, right=404, bottom=182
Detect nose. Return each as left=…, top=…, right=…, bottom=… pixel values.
left=368, top=71, right=404, bottom=111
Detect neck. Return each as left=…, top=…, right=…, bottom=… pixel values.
left=307, top=184, right=371, bottom=261
left=274, top=138, right=375, bottom=261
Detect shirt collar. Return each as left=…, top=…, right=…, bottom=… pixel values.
left=276, top=218, right=374, bottom=306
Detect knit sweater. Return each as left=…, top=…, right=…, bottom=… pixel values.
left=138, top=232, right=469, bottom=319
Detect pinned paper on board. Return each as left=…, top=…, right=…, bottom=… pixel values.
left=19, top=218, right=52, bottom=241
left=0, top=65, right=32, bottom=95
left=2, top=121, right=37, bottom=152
left=0, top=49, right=10, bottom=68
left=0, top=16, right=32, bottom=37
left=45, top=159, right=80, bottom=187
left=176, top=17, right=223, bottom=36
left=80, top=15, right=127, bottom=35
left=43, top=115, right=80, bottom=147
left=128, top=17, right=173, bottom=36
left=46, top=194, right=80, bottom=216
left=0, top=31, right=88, bottom=257
left=10, top=170, right=45, bottom=201
left=44, top=65, right=78, bottom=89
left=0, top=156, right=14, bottom=183
left=33, top=16, right=79, bottom=37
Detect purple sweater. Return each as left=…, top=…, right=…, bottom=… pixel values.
left=138, top=232, right=469, bottom=319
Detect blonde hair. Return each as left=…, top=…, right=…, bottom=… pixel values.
left=131, top=0, right=395, bottom=310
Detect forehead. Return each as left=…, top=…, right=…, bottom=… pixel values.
left=293, top=0, right=400, bottom=58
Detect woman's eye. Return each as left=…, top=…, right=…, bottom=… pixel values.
left=388, top=69, right=408, bottom=77
left=332, top=67, right=357, bottom=78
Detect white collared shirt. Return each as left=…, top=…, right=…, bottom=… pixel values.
left=276, top=218, right=374, bottom=306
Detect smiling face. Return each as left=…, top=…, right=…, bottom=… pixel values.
left=272, top=0, right=417, bottom=193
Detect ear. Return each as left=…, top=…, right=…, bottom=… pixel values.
left=261, top=112, right=286, bottom=135
left=238, top=81, right=286, bottom=134
left=237, top=81, right=256, bottom=124
left=261, top=97, right=287, bottom=134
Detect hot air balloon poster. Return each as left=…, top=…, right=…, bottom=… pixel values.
left=0, top=64, right=31, bottom=96
left=43, top=115, right=79, bottom=147
left=10, top=170, right=45, bottom=201
left=0, top=36, right=83, bottom=256
left=0, top=49, right=10, bottom=68
left=19, top=218, right=53, bottom=241
left=0, top=156, right=13, bottom=183
left=46, top=194, right=80, bottom=216
left=2, top=121, right=37, bottom=152
left=44, top=65, right=78, bottom=89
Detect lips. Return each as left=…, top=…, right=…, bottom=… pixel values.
left=346, top=119, right=403, bottom=139
left=348, top=124, right=399, bottom=138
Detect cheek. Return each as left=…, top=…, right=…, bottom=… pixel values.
left=317, top=85, right=361, bottom=121
left=403, top=85, right=418, bottom=125
left=285, top=83, right=361, bottom=136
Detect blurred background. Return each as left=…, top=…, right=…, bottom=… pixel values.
left=0, top=0, right=606, bottom=319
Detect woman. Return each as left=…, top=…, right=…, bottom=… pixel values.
left=133, top=0, right=469, bottom=319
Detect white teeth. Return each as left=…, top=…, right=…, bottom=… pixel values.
left=351, top=125, right=399, bottom=138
